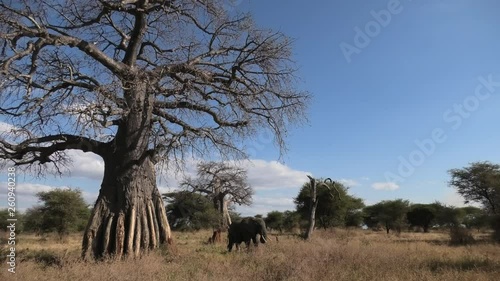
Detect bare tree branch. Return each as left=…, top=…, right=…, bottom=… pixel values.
left=1, top=0, right=309, bottom=171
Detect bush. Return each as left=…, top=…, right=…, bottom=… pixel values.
left=449, top=227, right=475, bottom=245
left=23, top=250, right=64, bottom=268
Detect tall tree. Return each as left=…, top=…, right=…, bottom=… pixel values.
left=449, top=162, right=500, bottom=214
left=181, top=161, right=253, bottom=229
left=449, top=162, right=500, bottom=241
left=0, top=1, right=308, bottom=259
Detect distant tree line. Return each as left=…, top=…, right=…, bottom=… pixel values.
left=5, top=161, right=498, bottom=243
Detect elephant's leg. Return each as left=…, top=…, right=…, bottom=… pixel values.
left=252, top=236, right=258, bottom=247
left=228, top=239, right=234, bottom=252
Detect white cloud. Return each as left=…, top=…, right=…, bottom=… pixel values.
left=240, top=159, right=310, bottom=190
left=63, top=150, right=105, bottom=180
left=441, top=191, right=481, bottom=208
left=371, top=182, right=400, bottom=191
left=338, top=178, right=359, bottom=187
left=360, top=177, right=370, bottom=181
left=157, top=158, right=308, bottom=190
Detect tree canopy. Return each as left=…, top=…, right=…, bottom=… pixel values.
left=27, top=188, right=90, bottom=237
left=264, top=210, right=285, bottom=232
left=406, top=204, right=436, bottom=232
left=449, top=161, right=500, bottom=214
left=363, top=199, right=409, bottom=234
left=163, top=191, right=219, bottom=231
left=0, top=0, right=309, bottom=171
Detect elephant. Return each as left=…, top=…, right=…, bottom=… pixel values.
left=227, top=217, right=268, bottom=252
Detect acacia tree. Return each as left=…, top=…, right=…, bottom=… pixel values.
left=36, top=188, right=91, bottom=238
left=406, top=204, right=435, bottom=233
left=449, top=162, right=500, bottom=214
left=363, top=199, right=410, bottom=234
left=163, top=191, right=219, bottom=231
left=0, top=0, right=308, bottom=259
left=181, top=161, right=253, bottom=230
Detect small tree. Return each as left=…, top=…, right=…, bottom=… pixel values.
left=163, top=191, right=219, bottom=231
left=283, top=211, right=301, bottom=233
left=431, top=202, right=465, bottom=228
left=407, top=204, right=436, bottom=232
left=363, top=199, right=409, bottom=234
left=345, top=209, right=364, bottom=228
left=182, top=161, right=253, bottom=230
left=35, top=189, right=90, bottom=238
left=265, top=211, right=285, bottom=233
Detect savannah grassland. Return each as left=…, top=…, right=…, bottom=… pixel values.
left=1, top=229, right=499, bottom=281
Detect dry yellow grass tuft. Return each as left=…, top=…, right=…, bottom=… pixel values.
left=1, top=229, right=499, bottom=281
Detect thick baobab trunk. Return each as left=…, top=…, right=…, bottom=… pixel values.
left=82, top=156, right=172, bottom=260
left=82, top=80, right=171, bottom=260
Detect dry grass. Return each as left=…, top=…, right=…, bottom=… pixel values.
left=1, top=229, right=500, bottom=281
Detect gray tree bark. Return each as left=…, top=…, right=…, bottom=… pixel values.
left=305, top=176, right=318, bottom=240
left=81, top=82, right=172, bottom=260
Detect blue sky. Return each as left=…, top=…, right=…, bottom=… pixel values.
left=2, top=0, right=500, bottom=216
left=240, top=0, right=500, bottom=211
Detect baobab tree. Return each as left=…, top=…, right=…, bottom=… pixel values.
left=181, top=161, right=253, bottom=230
left=0, top=0, right=309, bottom=260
